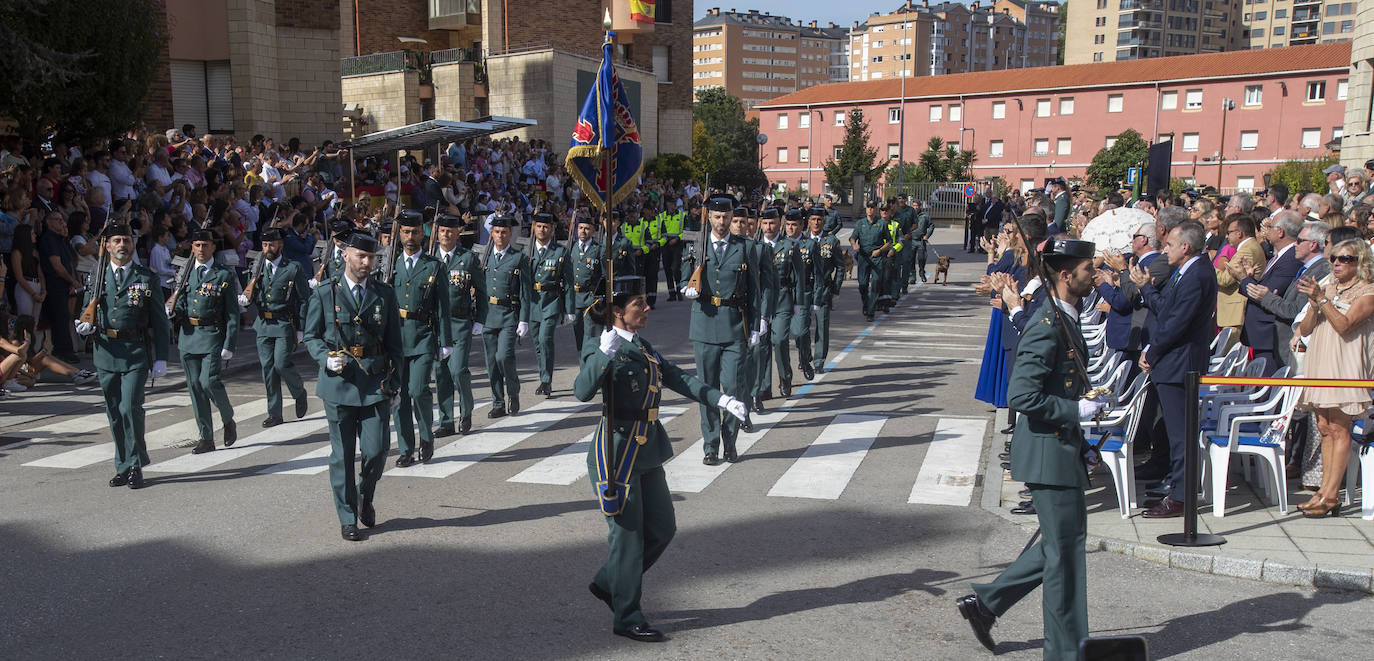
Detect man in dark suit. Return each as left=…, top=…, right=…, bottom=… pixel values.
left=1096, top=222, right=1162, bottom=366
left=1130, top=221, right=1217, bottom=517
left=1248, top=220, right=1330, bottom=371
left=1230, top=210, right=1304, bottom=374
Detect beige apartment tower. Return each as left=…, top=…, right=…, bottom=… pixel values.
left=849, top=1, right=1060, bottom=81
left=1064, top=0, right=1245, bottom=65
left=693, top=8, right=850, bottom=108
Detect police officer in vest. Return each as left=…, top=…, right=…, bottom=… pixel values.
left=237, top=227, right=310, bottom=427
left=528, top=211, right=572, bottom=396
left=957, top=239, right=1107, bottom=660
left=568, top=213, right=603, bottom=355
left=434, top=212, right=481, bottom=437
left=477, top=215, right=533, bottom=417
left=303, top=231, right=404, bottom=541
left=391, top=212, right=452, bottom=467
left=75, top=223, right=171, bottom=489
left=682, top=197, right=758, bottom=464
left=171, top=229, right=240, bottom=454
left=851, top=200, right=893, bottom=322
left=642, top=203, right=663, bottom=308
left=805, top=207, right=844, bottom=374
left=622, top=209, right=648, bottom=279
left=656, top=204, right=686, bottom=301
left=894, top=194, right=918, bottom=290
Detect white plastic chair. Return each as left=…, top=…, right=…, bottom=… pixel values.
left=1208, top=342, right=1243, bottom=374
left=1199, top=386, right=1300, bottom=517
left=1209, top=327, right=1234, bottom=361
left=1200, top=364, right=1285, bottom=432
left=1088, top=352, right=1126, bottom=390
left=1342, top=415, right=1374, bottom=520
left=1083, top=373, right=1151, bottom=517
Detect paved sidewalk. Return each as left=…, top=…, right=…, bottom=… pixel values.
left=984, top=419, right=1374, bottom=594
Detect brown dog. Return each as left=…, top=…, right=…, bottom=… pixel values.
left=933, top=255, right=953, bottom=285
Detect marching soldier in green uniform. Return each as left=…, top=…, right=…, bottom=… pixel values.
left=883, top=203, right=907, bottom=305
left=681, top=197, right=757, bottom=465
left=850, top=200, right=892, bottom=322
left=527, top=212, right=572, bottom=396
left=568, top=214, right=603, bottom=355
left=805, top=208, right=844, bottom=374
left=655, top=204, right=686, bottom=301
left=391, top=213, right=452, bottom=467
left=783, top=210, right=817, bottom=381
left=310, top=220, right=352, bottom=288
left=758, top=209, right=807, bottom=399
left=75, top=223, right=171, bottom=489
left=641, top=203, right=663, bottom=308
left=822, top=195, right=842, bottom=235
left=238, top=227, right=310, bottom=428
left=303, top=232, right=404, bottom=542
left=607, top=209, right=638, bottom=277
left=736, top=207, right=773, bottom=418
left=476, top=216, right=532, bottom=418
left=578, top=275, right=749, bottom=643
left=912, top=200, right=935, bottom=283
left=894, top=194, right=918, bottom=290
left=170, top=230, right=240, bottom=454
left=434, top=212, right=481, bottom=437
left=957, top=239, right=1104, bottom=661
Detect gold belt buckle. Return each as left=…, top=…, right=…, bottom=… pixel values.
left=488, top=296, right=500, bottom=304
left=645, top=407, right=658, bottom=422
left=348, top=345, right=365, bottom=358
left=711, top=296, right=723, bottom=306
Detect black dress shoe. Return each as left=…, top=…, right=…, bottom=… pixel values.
left=999, top=425, right=1015, bottom=435
left=588, top=582, right=613, bottom=611
left=223, top=420, right=237, bottom=447
left=460, top=415, right=472, bottom=434
left=1144, top=482, right=1172, bottom=499
left=127, top=467, right=144, bottom=489
left=488, top=407, right=507, bottom=419
left=1010, top=501, right=1036, bottom=515
left=1142, top=496, right=1185, bottom=518
left=998, top=452, right=1010, bottom=461
left=800, top=363, right=814, bottom=381
left=751, top=399, right=765, bottom=414
left=740, top=416, right=754, bottom=433
left=191, top=438, right=215, bottom=455
left=395, top=452, right=416, bottom=468
left=724, top=448, right=739, bottom=463
left=956, top=594, right=997, bottom=651
left=865, top=315, right=875, bottom=322
left=1018, top=488, right=1031, bottom=498
left=703, top=452, right=720, bottom=466
left=295, top=396, right=308, bottom=419
left=262, top=416, right=284, bottom=428
left=613, top=624, right=666, bottom=643
left=510, top=395, right=520, bottom=415
left=340, top=524, right=364, bottom=541
left=359, top=502, right=376, bottom=528
left=779, top=382, right=791, bottom=398
left=757, top=390, right=772, bottom=402
left=419, top=441, right=434, bottom=463
left=434, top=425, right=456, bottom=438
left=109, top=471, right=130, bottom=487
left=537, top=382, right=552, bottom=396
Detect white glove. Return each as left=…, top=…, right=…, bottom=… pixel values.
left=389, top=393, right=400, bottom=409
left=165, top=305, right=174, bottom=317
left=748, top=330, right=760, bottom=347
left=758, top=318, right=769, bottom=335
left=792, top=305, right=802, bottom=316
left=682, top=286, right=700, bottom=300
left=295, top=331, right=304, bottom=343
left=237, top=294, right=250, bottom=307
left=564, top=313, right=576, bottom=324
left=717, top=395, right=749, bottom=422
left=599, top=329, right=622, bottom=358
left=308, top=278, right=320, bottom=289
left=1078, top=398, right=1107, bottom=420
left=220, top=349, right=233, bottom=361
left=471, top=322, right=484, bottom=335
left=75, top=321, right=95, bottom=336
left=812, top=304, right=822, bottom=312
left=151, top=360, right=168, bottom=378
left=516, top=321, right=529, bottom=338
left=326, top=355, right=345, bottom=374
left=439, top=346, right=453, bottom=360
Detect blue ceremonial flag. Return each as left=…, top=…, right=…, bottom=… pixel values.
left=566, top=33, right=643, bottom=212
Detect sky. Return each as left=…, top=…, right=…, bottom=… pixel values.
left=692, top=1, right=978, bottom=29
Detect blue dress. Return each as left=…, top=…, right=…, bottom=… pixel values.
left=975, top=253, right=1018, bottom=408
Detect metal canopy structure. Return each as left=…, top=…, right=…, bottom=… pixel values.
left=337, top=116, right=537, bottom=157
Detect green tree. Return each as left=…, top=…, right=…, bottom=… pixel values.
left=690, top=121, right=721, bottom=185
left=1086, top=129, right=1149, bottom=191
left=821, top=108, right=888, bottom=204
left=1056, top=2, right=1067, bottom=66
left=917, top=137, right=947, bottom=182
left=1267, top=154, right=1338, bottom=196
left=0, top=0, right=164, bottom=145
left=692, top=88, right=764, bottom=190
left=645, top=152, right=694, bottom=183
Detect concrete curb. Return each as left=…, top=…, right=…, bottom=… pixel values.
left=979, top=423, right=1374, bottom=595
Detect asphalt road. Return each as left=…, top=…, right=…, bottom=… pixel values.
left=2, top=227, right=1368, bottom=659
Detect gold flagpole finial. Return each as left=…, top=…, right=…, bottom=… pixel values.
left=603, top=8, right=613, bottom=31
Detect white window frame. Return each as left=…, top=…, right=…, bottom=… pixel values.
left=1306, top=81, right=1326, bottom=102
left=1058, top=97, right=1074, bottom=115
left=1184, top=89, right=1203, bottom=110
left=798, top=146, right=810, bottom=163
left=834, top=110, right=846, bottom=126
left=777, top=114, right=789, bottom=130
left=949, top=105, right=962, bottom=122
left=1239, top=130, right=1259, bottom=151
left=1160, top=90, right=1178, bottom=110
left=1236, top=176, right=1255, bottom=191
left=1035, top=98, right=1051, bottom=117
left=888, top=143, right=900, bottom=160
left=1107, top=94, right=1123, bottom=113
left=798, top=112, right=810, bottom=129
left=1337, top=79, right=1348, bottom=100
left=889, top=107, right=901, bottom=124
left=1243, top=84, right=1263, bottom=107
left=1056, top=138, right=1072, bottom=156
left=1033, top=138, right=1049, bottom=156
left=989, top=140, right=1004, bottom=158
left=1300, top=128, right=1321, bottom=149
left=929, top=105, right=942, bottom=122
left=992, top=101, right=1006, bottom=119
left=1181, top=132, right=1199, bottom=152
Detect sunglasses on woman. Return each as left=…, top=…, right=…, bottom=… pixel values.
left=1333, top=254, right=1359, bottom=265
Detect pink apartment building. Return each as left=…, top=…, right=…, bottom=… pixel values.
left=755, top=42, right=1351, bottom=194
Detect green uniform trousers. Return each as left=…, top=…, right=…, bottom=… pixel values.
left=436, top=325, right=475, bottom=425
left=530, top=315, right=559, bottom=385
left=482, top=325, right=519, bottom=410
left=791, top=304, right=813, bottom=372
left=589, top=465, right=675, bottom=631
left=913, top=239, right=929, bottom=281
left=972, top=484, right=1087, bottom=661
left=856, top=257, right=885, bottom=316
left=392, top=352, right=436, bottom=454
left=257, top=335, right=306, bottom=420
left=181, top=351, right=235, bottom=441
left=809, top=304, right=833, bottom=371
left=694, top=340, right=743, bottom=455
left=325, top=400, right=391, bottom=526
left=767, top=308, right=798, bottom=389
left=100, top=366, right=150, bottom=472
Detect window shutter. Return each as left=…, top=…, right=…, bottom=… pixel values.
left=207, top=61, right=234, bottom=133
left=170, top=60, right=209, bottom=133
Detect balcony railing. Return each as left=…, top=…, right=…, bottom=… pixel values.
left=342, top=51, right=421, bottom=77
left=429, top=0, right=481, bottom=30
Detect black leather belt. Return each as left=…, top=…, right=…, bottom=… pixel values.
left=607, top=406, right=659, bottom=423
left=186, top=317, right=218, bottom=326
left=533, top=283, right=563, bottom=293
left=710, top=296, right=742, bottom=308
left=103, top=329, right=140, bottom=339
left=342, top=344, right=382, bottom=358
left=398, top=308, right=430, bottom=322
left=259, top=310, right=292, bottom=321
left=488, top=296, right=518, bottom=307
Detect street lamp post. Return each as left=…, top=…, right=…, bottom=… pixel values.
left=897, top=18, right=909, bottom=191
left=1216, top=97, right=1235, bottom=190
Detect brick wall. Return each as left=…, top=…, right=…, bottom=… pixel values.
left=342, top=71, right=422, bottom=133
left=276, top=0, right=337, bottom=30
left=225, top=0, right=342, bottom=146
left=354, top=0, right=453, bottom=55
left=143, top=0, right=175, bottom=132
left=431, top=61, right=479, bottom=121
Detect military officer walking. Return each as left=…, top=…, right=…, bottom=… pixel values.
left=805, top=208, right=844, bottom=374
left=681, top=197, right=757, bottom=465
left=527, top=212, right=572, bottom=396
left=957, top=239, right=1104, bottom=660
left=894, top=194, right=918, bottom=289
left=75, top=223, right=171, bottom=489
left=477, top=216, right=532, bottom=418
left=736, top=207, right=772, bottom=417
left=237, top=227, right=310, bottom=427
left=758, top=209, right=806, bottom=399
left=783, top=210, right=817, bottom=381
left=568, top=214, right=604, bottom=355
left=850, top=200, right=892, bottom=322
left=391, top=213, right=452, bottom=467
left=912, top=200, right=935, bottom=283
left=170, top=230, right=239, bottom=454
left=303, top=232, right=404, bottom=541
left=434, top=212, right=481, bottom=437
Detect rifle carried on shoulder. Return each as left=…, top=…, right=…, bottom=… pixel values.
left=164, top=254, right=193, bottom=328
left=79, top=242, right=108, bottom=326
left=241, top=249, right=265, bottom=302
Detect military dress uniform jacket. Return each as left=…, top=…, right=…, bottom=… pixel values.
left=682, top=234, right=758, bottom=344
left=439, top=247, right=480, bottom=322
left=1006, top=301, right=1091, bottom=490
left=88, top=263, right=172, bottom=371
left=791, top=236, right=818, bottom=306
left=765, top=237, right=812, bottom=312
left=811, top=234, right=845, bottom=304
left=567, top=239, right=603, bottom=311
left=475, top=249, right=533, bottom=329
left=303, top=278, right=404, bottom=405
left=609, top=232, right=638, bottom=277
left=528, top=241, right=571, bottom=320
left=851, top=218, right=891, bottom=261
left=748, top=237, right=777, bottom=323
left=173, top=262, right=240, bottom=356
left=251, top=258, right=310, bottom=337
left=393, top=251, right=452, bottom=356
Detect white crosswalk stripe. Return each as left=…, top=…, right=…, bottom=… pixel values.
left=664, top=409, right=788, bottom=493
left=908, top=418, right=987, bottom=506
left=507, top=407, right=685, bottom=486
left=387, top=400, right=593, bottom=478
left=145, top=398, right=272, bottom=449
left=20, top=395, right=190, bottom=436
left=144, top=413, right=331, bottom=474
left=768, top=414, right=887, bottom=500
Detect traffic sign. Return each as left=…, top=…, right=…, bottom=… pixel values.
left=1126, top=167, right=1140, bottom=185
left=963, top=184, right=976, bottom=199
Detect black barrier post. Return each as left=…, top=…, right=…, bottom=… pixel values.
left=1159, top=370, right=1226, bottom=547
